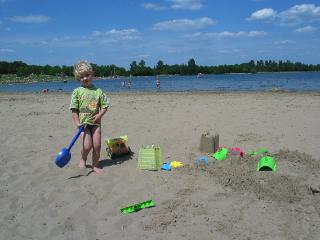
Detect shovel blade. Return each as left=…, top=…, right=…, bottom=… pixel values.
left=55, top=148, right=71, bottom=168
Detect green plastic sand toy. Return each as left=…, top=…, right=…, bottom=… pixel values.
left=138, top=146, right=163, bottom=170
left=211, top=147, right=228, bottom=161
left=120, top=200, right=155, bottom=214
left=257, top=156, right=276, bottom=171
left=248, top=147, right=268, bottom=156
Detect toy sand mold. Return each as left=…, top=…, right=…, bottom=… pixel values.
left=257, top=156, right=277, bottom=171
left=212, top=147, right=228, bottom=161
left=138, top=145, right=163, bottom=170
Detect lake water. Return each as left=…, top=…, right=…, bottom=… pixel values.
left=1, top=72, right=320, bottom=93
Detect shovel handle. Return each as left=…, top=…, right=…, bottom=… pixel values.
left=67, top=125, right=85, bottom=151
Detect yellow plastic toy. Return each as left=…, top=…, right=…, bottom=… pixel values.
left=170, top=161, right=184, bottom=168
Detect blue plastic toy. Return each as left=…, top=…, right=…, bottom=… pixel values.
left=161, top=162, right=171, bottom=171
left=55, top=125, right=85, bottom=168
left=196, top=156, right=209, bottom=165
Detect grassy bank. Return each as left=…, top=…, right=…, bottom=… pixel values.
left=0, top=74, right=74, bottom=84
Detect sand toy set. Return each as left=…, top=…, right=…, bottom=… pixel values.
left=105, top=135, right=132, bottom=159
left=209, top=146, right=276, bottom=172
left=55, top=130, right=277, bottom=217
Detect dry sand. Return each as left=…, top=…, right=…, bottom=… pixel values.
left=0, top=91, right=320, bottom=240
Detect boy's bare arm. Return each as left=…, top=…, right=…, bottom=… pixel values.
left=71, top=109, right=81, bottom=127
left=93, top=107, right=108, bottom=124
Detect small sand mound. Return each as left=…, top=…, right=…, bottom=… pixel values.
left=181, top=150, right=319, bottom=203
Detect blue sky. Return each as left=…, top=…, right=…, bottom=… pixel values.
left=0, top=0, right=319, bottom=68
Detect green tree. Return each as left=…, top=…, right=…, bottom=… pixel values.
left=130, top=61, right=138, bottom=76
left=187, top=58, right=197, bottom=74
left=138, top=60, right=146, bottom=68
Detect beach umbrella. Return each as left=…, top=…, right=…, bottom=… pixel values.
left=55, top=125, right=85, bottom=168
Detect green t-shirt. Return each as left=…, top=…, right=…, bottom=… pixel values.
left=69, top=86, right=109, bottom=125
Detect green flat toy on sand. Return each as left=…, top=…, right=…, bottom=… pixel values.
left=120, top=200, right=155, bottom=214
left=248, top=147, right=268, bottom=156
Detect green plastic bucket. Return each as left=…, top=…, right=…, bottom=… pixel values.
left=138, top=146, right=163, bottom=170
left=211, top=147, right=228, bottom=161
left=257, top=156, right=276, bottom=171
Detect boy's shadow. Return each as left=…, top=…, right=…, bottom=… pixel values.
left=67, top=152, right=134, bottom=179
left=98, top=151, right=134, bottom=169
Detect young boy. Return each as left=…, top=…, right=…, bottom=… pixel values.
left=70, top=60, right=109, bottom=174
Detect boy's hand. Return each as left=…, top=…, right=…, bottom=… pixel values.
left=92, top=108, right=107, bottom=124
left=92, top=113, right=102, bottom=124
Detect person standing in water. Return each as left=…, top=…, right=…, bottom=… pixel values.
left=156, top=78, right=160, bottom=89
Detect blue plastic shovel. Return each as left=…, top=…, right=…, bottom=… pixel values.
left=55, top=125, right=85, bottom=168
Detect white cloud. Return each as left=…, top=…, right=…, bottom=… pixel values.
left=133, top=54, right=150, bottom=59
left=218, top=48, right=241, bottom=54
left=10, top=15, right=49, bottom=23
left=90, top=29, right=141, bottom=43
left=91, top=30, right=103, bottom=37
left=274, top=40, right=295, bottom=45
left=248, top=4, right=320, bottom=25
left=105, top=29, right=140, bottom=41
left=170, top=0, right=203, bottom=10
left=279, top=4, right=320, bottom=25
left=190, top=30, right=267, bottom=39
left=0, top=28, right=141, bottom=49
left=0, top=48, right=15, bottom=53
left=247, top=8, right=277, bottom=21
left=142, top=3, right=165, bottom=10
left=244, top=31, right=268, bottom=37
left=52, top=36, right=71, bottom=42
left=153, top=17, right=215, bottom=30
left=295, top=25, right=316, bottom=32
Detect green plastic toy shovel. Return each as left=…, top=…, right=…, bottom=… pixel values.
left=120, top=200, right=155, bottom=214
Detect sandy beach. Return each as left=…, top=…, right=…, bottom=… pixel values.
left=1, top=91, right=320, bottom=240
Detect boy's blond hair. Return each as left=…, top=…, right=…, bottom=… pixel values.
left=73, top=60, right=94, bottom=80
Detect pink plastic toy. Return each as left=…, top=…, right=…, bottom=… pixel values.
left=230, top=147, right=245, bottom=157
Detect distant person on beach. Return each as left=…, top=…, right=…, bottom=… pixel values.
left=121, top=80, right=125, bottom=87
left=128, top=79, right=132, bottom=89
left=70, top=60, right=109, bottom=174
left=156, top=78, right=160, bottom=89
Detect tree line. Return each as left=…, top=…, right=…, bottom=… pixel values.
left=1, top=59, right=319, bottom=79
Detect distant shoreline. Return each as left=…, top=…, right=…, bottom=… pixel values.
left=1, top=71, right=320, bottom=84
left=0, top=74, right=74, bottom=84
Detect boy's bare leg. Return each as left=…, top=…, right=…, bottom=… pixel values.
left=79, top=129, right=93, bottom=168
left=92, top=126, right=102, bottom=174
